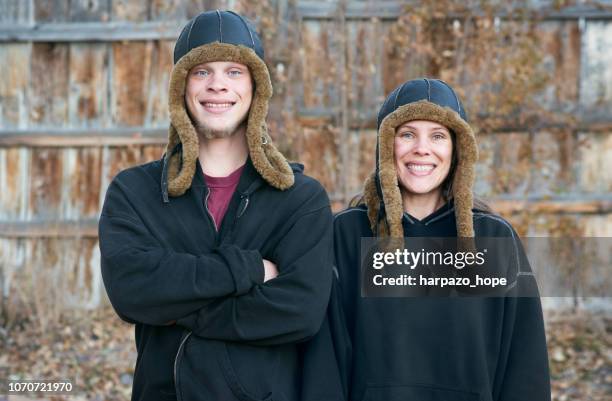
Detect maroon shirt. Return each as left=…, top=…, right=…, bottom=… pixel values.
left=203, top=165, right=245, bottom=230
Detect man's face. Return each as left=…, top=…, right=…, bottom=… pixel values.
left=185, top=61, right=253, bottom=138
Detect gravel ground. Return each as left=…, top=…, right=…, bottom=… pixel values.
left=1, top=307, right=609, bottom=401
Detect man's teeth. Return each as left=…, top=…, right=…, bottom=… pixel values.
left=203, top=102, right=233, bottom=108
left=407, top=164, right=434, bottom=171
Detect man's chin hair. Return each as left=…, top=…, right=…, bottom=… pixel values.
left=195, top=123, right=240, bottom=139
left=197, top=126, right=235, bottom=139
left=194, top=119, right=248, bottom=139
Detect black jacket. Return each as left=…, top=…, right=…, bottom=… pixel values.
left=99, top=157, right=335, bottom=401
left=334, top=201, right=551, bottom=401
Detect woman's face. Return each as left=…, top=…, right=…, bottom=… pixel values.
left=394, top=120, right=453, bottom=196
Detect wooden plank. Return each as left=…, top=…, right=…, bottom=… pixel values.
left=2, top=196, right=610, bottom=237
left=530, top=130, right=577, bottom=195
left=111, top=0, right=149, bottom=22
left=0, top=147, right=29, bottom=220
left=33, top=0, right=68, bottom=22
left=29, top=43, right=69, bottom=126
left=580, top=21, right=612, bottom=121
left=1, top=237, right=102, bottom=313
left=103, top=144, right=164, bottom=184
left=0, top=219, right=103, bottom=237
left=28, top=148, right=63, bottom=217
left=345, top=19, right=386, bottom=124
left=0, top=120, right=609, bottom=147
left=295, top=108, right=612, bottom=130
left=143, top=41, right=173, bottom=126
left=491, top=132, right=532, bottom=195
left=0, top=43, right=30, bottom=128
left=1, top=3, right=612, bottom=41
left=577, top=131, right=612, bottom=193
left=0, top=126, right=167, bottom=147
left=296, top=1, right=612, bottom=20
left=299, top=126, right=338, bottom=192
left=0, top=0, right=32, bottom=23
left=68, top=148, right=102, bottom=217
left=298, top=19, right=339, bottom=110
left=490, top=199, right=612, bottom=215
left=149, top=0, right=186, bottom=21
left=473, top=133, right=495, bottom=196
left=69, top=0, right=111, bottom=22
left=353, top=128, right=376, bottom=193
left=68, top=43, right=109, bottom=127
left=583, top=214, right=612, bottom=237
left=381, top=16, right=428, bottom=96
left=536, top=20, right=581, bottom=112
left=184, top=1, right=243, bottom=19
left=0, top=21, right=182, bottom=42
left=111, top=41, right=153, bottom=126
left=297, top=0, right=402, bottom=19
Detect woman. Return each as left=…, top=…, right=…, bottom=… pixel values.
left=334, top=78, right=550, bottom=401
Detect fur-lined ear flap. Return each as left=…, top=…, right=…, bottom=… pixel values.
left=364, top=173, right=381, bottom=235
left=246, top=122, right=294, bottom=190
left=166, top=124, right=198, bottom=197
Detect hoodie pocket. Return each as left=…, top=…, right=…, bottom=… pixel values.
left=361, top=383, right=480, bottom=401
left=217, top=343, right=281, bottom=401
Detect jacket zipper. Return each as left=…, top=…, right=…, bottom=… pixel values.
left=204, top=187, right=218, bottom=232
left=174, top=331, right=192, bottom=401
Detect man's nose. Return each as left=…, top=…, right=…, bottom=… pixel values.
left=207, top=73, right=228, bottom=92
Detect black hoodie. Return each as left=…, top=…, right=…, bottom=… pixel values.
left=334, top=202, right=551, bottom=401
left=99, top=158, right=335, bottom=401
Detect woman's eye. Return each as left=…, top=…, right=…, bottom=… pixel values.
left=399, top=132, right=414, bottom=139
left=432, top=133, right=447, bottom=140
left=194, top=70, right=209, bottom=77
left=228, top=69, right=242, bottom=76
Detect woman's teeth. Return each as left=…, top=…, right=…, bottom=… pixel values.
left=407, top=164, right=434, bottom=171
left=203, top=102, right=233, bottom=108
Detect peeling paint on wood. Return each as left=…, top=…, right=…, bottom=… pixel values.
left=112, top=0, right=148, bottom=22
left=577, top=132, right=612, bottom=193
left=34, top=0, right=69, bottom=23
left=0, top=147, right=28, bottom=219
left=0, top=43, right=30, bottom=128
left=300, top=126, right=338, bottom=192
left=580, top=21, right=612, bottom=119
left=29, top=148, right=63, bottom=218
left=537, top=20, right=581, bottom=112
left=143, top=41, right=173, bottom=126
left=70, top=0, right=111, bottom=22
left=111, top=41, right=152, bottom=126
left=0, top=0, right=32, bottom=23
left=68, top=43, right=109, bottom=126
left=30, top=43, right=69, bottom=126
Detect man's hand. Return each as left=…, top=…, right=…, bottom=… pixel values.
left=263, top=259, right=279, bottom=282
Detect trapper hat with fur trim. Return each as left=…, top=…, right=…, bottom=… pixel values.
left=161, top=10, right=294, bottom=202
left=364, top=78, right=478, bottom=238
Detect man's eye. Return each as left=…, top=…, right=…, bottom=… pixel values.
left=398, top=132, right=414, bottom=139
left=194, top=70, right=209, bottom=76
left=228, top=70, right=242, bottom=76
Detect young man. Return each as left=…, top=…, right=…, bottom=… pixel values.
left=99, top=10, right=338, bottom=401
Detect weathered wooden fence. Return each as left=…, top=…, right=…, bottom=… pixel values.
left=0, top=0, right=610, bottom=318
